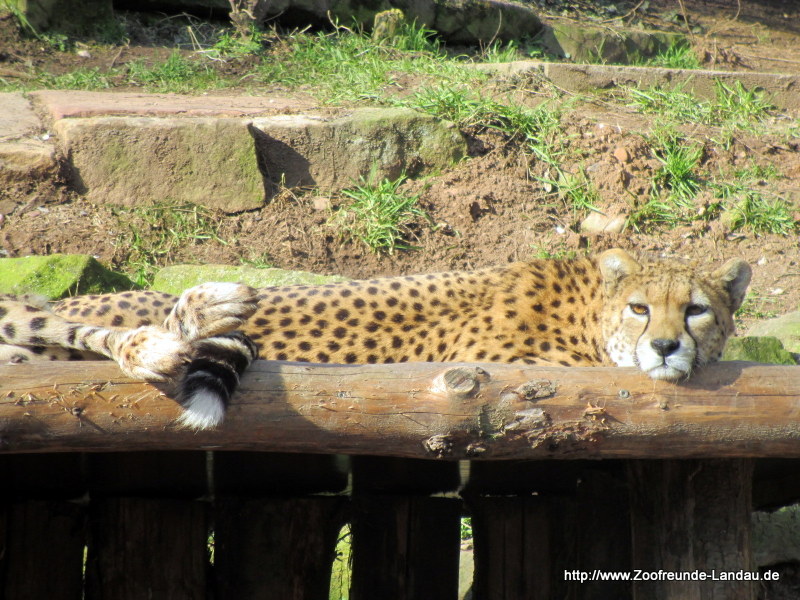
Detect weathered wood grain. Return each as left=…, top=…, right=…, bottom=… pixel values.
left=0, top=360, right=798, bottom=458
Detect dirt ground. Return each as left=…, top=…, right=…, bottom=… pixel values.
left=0, top=0, right=799, bottom=333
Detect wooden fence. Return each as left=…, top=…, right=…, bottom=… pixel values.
left=1, top=360, right=798, bottom=599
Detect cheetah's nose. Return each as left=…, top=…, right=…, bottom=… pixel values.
left=651, top=338, right=680, bottom=357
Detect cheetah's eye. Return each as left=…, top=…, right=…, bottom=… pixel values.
left=685, top=304, right=708, bottom=317
left=629, top=303, right=649, bottom=316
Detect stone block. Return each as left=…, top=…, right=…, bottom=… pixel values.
left=0, top=254, right=134, bottom=298
left=152, top=264, right=346, bottom=295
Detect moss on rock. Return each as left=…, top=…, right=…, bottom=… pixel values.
left=746, top=312, right=800, bottom=354
left=0, top=254, right=134, bottom=298
left=722, top=336, right=798, bottom=365
left=152, top=264, right=347, bottom=295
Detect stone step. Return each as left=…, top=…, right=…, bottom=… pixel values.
left=471, top=61, right=800, bottom=111
left=2, top=91, right=467, bottom=213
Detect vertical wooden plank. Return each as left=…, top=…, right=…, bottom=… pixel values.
left=465, top=461, right=632, bottom=600
left=0, top=454, right=87, bottom=600
left=84, top=452, right=210, bottom=600
left=350, top=495, right=461, bottom=600
left=349, top=457, right=462, bottom=600
left=213, top=452, right=349, bottom=600
left=465, top=461, right=577, bottom=600
left=629, top=459, right=755, bottom=600
left=570, top=464, right=632, bottom=600
left=85, top=497, right=208, bottom=600
left=469, top=495, right=564, bottom=600
left=1, top=501, right=85, bottom=600
left=214, top=496, right=346, bottom=600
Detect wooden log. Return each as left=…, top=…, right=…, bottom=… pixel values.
left=0, top=360, right=799, bottom=458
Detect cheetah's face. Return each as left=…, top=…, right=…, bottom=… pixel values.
left=597, top=250, right=752, bottom=380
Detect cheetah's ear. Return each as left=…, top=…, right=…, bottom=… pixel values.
left=713, top=258, right=751, bottom=312
left=597, top=249, right=641, bottom=294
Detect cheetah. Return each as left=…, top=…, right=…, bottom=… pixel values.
left=0, top=249, right=751, bottom=429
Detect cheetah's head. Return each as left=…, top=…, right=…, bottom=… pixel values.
left=597, top=249, right=751, bottom=380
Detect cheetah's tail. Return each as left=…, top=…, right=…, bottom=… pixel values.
left=174, top=332, right=259, bottom=430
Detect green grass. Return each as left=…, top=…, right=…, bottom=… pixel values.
left=327, top=173, right=429, bottom=254
left=531, top=242, right=581, bottom=260
left=113, top=202, right=226, bottom=286
left=1, top=50, right=224, bottom=93
left=710, top=161, right=795, bottom=235
left=650, top=128, right=703, bottom=205
left=735, top=292, right=779, bottom=324
left=713, top=180, right=795, bottom=235
left=37, top=67, right=113, bottom=90
left=203, top=27, right=266, bottom=59
left=329, top=524, right=352, bottom=600
left=257, top=21, right=485, bottom=103
left=626, top=79, right=774, bottom=130
left=480, top=40, right=524, bottom=63
left=537, top=169, right=600, bottom=216
left=646, top=40, right=700, bottom=69
left=127, top=51, right=223, bottom=93
left=400, top=86, right=563, bottom=168
left=628, top=128, right=704, bottom=230
left=713, top=80, right=775, bottom=123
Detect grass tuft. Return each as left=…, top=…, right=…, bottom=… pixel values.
left=328, top=173, right=429, bottom=254
left=650, top=128, right=703, bottom=205
left=257, top=21, right=483, bottom=103
left=113, top=202, right=226, bottom=286
left=646, top=40, right=700, bottom=69
left=627, top=79, right=774, bottom=130
left=126, top=51, right=223, bottom=93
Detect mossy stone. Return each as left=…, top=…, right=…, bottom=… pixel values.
left=152, top=264, right=347, bottom=295
left=722, top=336, right=798, bottom=365
left=746, top=312, right=800, bottom=353
left=0, top=254, right=134, bottom=299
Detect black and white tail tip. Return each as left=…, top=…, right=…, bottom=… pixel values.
left=175, top=332, right=258, bottom=430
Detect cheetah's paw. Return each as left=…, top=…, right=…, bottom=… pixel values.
left=163, top=282, right=259, bottom=341
left=110, top=326, right=192, bottom=382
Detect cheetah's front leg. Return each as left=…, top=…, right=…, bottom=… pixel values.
left=0, top=294, right=193, bottom=380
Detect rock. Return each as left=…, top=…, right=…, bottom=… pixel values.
left=0, top=140, right=58, bottom=185
left=53, top=116, right=266, bottom=213
left=612, top=147, right=630, bottom=163
left=538, top=22, right=685, bottom=63
left=0, top=254, right=134, bottom=299
left=746, top=311, right=800, bottom=353
left=152, top=264, right=347, bottom=295
left=371, top=8, right=405, bottom=42
left=580, top=211, right=627, bottom=233
left=753, top=505, right=800, bottom=567
left=250, top=107, right=467, bottom=191
left=312, top=196, right=332, bottom=211
left=419, top=0, right=542, bottom=44
left=52, top=106, right=465, bottom=213
left=128, top=0, right=542, bottom=44
left=0, top=93, right=58, bottom=185
left=721, top=336, right=798, bottom=365
left=7, top=0, right=113, bottom=33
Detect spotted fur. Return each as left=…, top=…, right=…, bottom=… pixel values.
left=0, top=249, right=751, bottom=428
